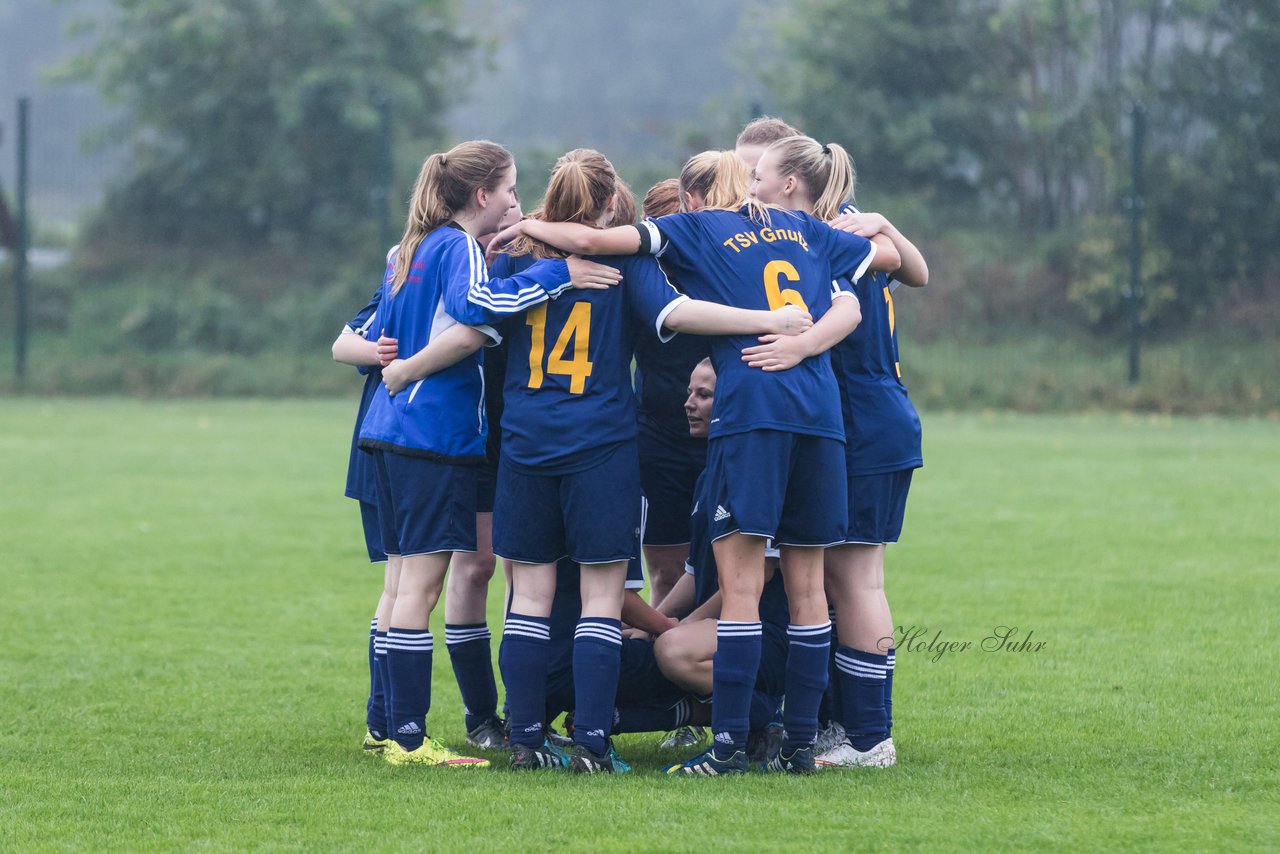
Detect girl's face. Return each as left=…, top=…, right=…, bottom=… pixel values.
left=749, top=149, right=792, bottom=206
left=480, top=165, right=521, bottom=233
left=683, top=361, right=717, bottom=438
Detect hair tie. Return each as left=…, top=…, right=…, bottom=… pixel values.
left=821, top=144, right=831, bottom=156
left=440, top=154, right=448, bottom=166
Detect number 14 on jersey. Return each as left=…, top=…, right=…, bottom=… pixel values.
left=525, top=303, right=594, bottom=394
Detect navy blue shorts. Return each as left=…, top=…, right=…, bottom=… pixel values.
left=703, top=430, right=847, bottom=546
left=493, top=442, right=642, bottom=565
left=638, top=423, right=707, bottom=547
left=845, top=469, right=914, bottom=545
left=358, top=499, right=386, bottom=563
left=616, top=637, right=688, bottom=708
left=372, top=449, right=478, bottom=557
left=544, top=636, right=686, bottom=722
left=476, top=461, right=497, bottom=515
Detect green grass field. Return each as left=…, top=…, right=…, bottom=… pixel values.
left=2, top=400, right=1277, bottom=851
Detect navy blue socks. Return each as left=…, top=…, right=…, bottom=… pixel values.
left=784, top=622, right=832, bottom=752
left=836, top=645, right=890, bottom=751
left=445, top=622, right=498, bottom=731
left=500, top=613, right=551, bottom=749
left=385, top=628, right=433, bottom=750
left=572, top=618, right=622, bottom=755
left=365, top=619, right=388, bottom=739
left=711, top=621, right=762, bottom=758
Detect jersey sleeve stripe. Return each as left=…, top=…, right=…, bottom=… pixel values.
left=636, top=220, right=665, bottom=256
left=850, top=241, right=877, bottom=284
left=653, top=295, right=690, bottom=343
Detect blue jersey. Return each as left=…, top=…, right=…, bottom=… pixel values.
left=637, top=207, right=875, bottom=442
left=830, top=203, right=922, bottom=475
left=359, top=225, right=571, bottom=463
left=633, top=249, right=711, bottom=437
left=343, top=285, right=384, bottom=503
left=489, top=251, right=687, bottom=474
left=685, top=470, right=790, bottom=628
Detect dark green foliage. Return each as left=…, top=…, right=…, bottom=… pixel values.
left=62, top=0, right=473, bottom=248
left=770, top=0, right=1280, bottom=331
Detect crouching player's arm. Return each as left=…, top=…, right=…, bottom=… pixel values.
left=655, top=572, right=696, bottom=620
left=622, top=591, right=679, bottom=637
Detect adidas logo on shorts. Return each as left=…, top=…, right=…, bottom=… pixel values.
left=396, top=721, right=422, bottom=736
left=714, top=505, right=731, bottom=522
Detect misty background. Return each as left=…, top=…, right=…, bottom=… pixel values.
left=1, top=0, right=1277, bottom=412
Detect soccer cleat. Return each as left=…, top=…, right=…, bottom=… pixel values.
left=663, top=746, right=748, bottom=776
left=509, top=739, right=569, bottom=771
left=815, top=737, right=897, bottom=769
left=567, top=740, right=630, bottom=774
left=813, top=720, right=847, bottom=756
left=761, top=745, right=816, bottom=774
left=383, top=737, right=490, bottom=768
left=465, top=716, right=508, bottom=750
left=546, top=727, right=574, bottom=748
left=658, top=725, right=708, bottom=749
left=362, top=730, right=392, bottom=755
left=746, top=722, right=785, bottom=765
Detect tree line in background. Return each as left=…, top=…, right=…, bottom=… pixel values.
left=771, top=0, right=1279, bottom=333
left=8, top=0, right=1277, bottom=404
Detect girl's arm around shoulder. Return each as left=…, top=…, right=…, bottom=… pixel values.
left=741, top=293, right=862, bottom=372
left=331, top=328, right=382, bottom=368
left=382, top=324, right=492, bottom=395
left=829, top=211, right=927, bottom=286
left=663, top=300, right=813, bottom=338
left=485, top=219, right=643, bottom=264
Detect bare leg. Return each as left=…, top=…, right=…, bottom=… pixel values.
left=375, top=554, right=402, bottom=632
left=825, top=544, right=892, bottom=653
left=389, top=552, right=450, bottom=629
left=654, top=618, right=717, bottom=696
left=445, top=513, right=496, bottom=625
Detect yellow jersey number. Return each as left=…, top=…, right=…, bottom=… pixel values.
left=763, top=260, right=808, bottom=312
left=525, top=302, right=594, bottom=394
left=884, top=285, right=901, bottom=378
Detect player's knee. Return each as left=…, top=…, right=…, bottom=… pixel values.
left=451, top=555, right=496, bottom=587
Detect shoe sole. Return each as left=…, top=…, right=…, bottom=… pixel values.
left=386, top=756, right=490, bottom=768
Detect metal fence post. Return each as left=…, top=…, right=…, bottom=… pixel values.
left=15, top=96, right=30, bottom=387
left=1126, top=101, right=1145, bottom=385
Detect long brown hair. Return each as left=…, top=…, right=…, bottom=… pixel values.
left=735, top=115, right=801, bottom=148
left=642, top=178, right=681, bottom=218
left=509, top=149, right=617, bottom=260
left=392, top=140, right=512, bottom=293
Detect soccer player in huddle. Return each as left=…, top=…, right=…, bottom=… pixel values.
left=359, top=140, right=604, bottom=768
left=488, top=147, right=901, bottom=774
left=330, top=264, right=398, bottom=756
left=633, top=177, right=712, bottom=614
left=746, top=132, right=928, bottom=768
left=485, top=148, right=814, bottom=773
left=648, top=357, right=791, bottom=770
